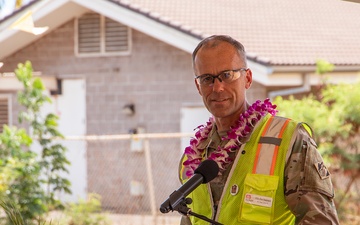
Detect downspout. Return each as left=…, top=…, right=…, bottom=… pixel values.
left=268, top=73, right=311, bottom=100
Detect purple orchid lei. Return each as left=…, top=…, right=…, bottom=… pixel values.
left=183, top=99, right=277, bottom=178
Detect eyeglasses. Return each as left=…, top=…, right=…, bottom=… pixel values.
left=195, top=68, right=248, bottom=86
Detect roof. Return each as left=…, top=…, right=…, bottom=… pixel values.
left=1, top=0, right=360, bottom=68
left=109, top=0, right=360, bottom=67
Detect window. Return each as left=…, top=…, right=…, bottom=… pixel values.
left=76, top=12, right=131, bottom=56
left=0, top=96, right=9, bottom=133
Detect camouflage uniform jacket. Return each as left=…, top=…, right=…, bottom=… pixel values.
left=180, top=122, right=340, bottom=225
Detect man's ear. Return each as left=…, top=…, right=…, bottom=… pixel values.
left=245, top=69, right=252, bottom=89
left=194, top=79, right=203, bottom=95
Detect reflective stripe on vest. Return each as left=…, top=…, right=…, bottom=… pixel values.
left=253, top=117, right=291, bottom=175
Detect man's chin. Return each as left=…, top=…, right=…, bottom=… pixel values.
left=210, top=111, right=231, bottom=118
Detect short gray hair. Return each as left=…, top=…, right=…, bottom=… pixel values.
left=192, top=35, right=247, bottom=66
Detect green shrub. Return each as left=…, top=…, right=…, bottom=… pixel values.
left=59, top=194, right=111, bottom=225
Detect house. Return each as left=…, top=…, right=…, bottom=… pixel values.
left=1, top=0, right=360, bottom=215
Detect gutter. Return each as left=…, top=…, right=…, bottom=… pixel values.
left=268, top=73, right=311, bottom=100
left=271, top=65, right=360, bottom=73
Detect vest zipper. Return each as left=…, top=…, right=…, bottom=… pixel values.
left=206, top=182, right=216, bottom=221
left=214, top=144, right=246, bottom=221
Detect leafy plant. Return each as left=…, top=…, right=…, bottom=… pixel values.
left=273, top=61, right=360, bottom=223
left=0, top=199, right=25, bottom=225
left=15, top=61, right=71, bottom=210
left=0, top=125, right=46, bottom=224
left=0, top=61, right=71, bottom=224
left=59, top=193, right=111, bottom=225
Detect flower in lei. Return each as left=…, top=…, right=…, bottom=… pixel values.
left=183, top=99, right=277, bottom=178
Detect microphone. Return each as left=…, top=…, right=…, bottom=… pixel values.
left=159, top=159, right=219, bottom=214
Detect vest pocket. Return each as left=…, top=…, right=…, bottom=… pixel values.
left=239, top=174, right=279, bottom=224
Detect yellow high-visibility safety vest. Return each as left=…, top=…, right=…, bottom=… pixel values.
left=180, top=114, right=300, bottom=225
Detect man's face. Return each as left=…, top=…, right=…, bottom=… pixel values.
left=193, top=42, right=252, bottom=121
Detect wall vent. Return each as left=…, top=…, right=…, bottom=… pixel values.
left=76, top=12, right=131, bottom=56
left=0, top=97, right=9, bottom=133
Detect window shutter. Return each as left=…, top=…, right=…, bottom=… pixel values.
left=105, top=17, right=129, bottom=52
left=78, top=13, right=101, bottom=53
left=0, top=98, right=8, bottom=133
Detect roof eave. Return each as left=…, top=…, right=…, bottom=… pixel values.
left=0, top=0, right=204, bottom=60
left=0, top=0, right=90, bottom=60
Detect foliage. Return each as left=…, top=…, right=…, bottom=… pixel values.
left=0, top=199, right=25, bottom=225
left=274, top=82, right=360, bottom=171
left=15, top=61, right=72, bottom=209
left=273, top=61, right=360, bottom=222
left=0, top=194, right=110, bottom=225
left=0, top=125, right=46, bottom=224
left=316, top=59, right=335, bottom=75
left=59, top=194, right=111, bottom=225
left=0, top=61, right=71, bottom=224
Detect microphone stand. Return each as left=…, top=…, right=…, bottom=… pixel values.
left=175, top=198, right=223, bottom=225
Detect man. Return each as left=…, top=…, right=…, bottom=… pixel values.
left=179, top=35, right=339, bottom=224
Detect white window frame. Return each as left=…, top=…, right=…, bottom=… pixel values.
left=74, top=12, right=132, bottom=57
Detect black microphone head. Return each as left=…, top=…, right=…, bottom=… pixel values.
left=194, top=160, right=219, bottom=183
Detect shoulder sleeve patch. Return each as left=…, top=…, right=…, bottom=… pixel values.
left=314, top=161, right=331, bottom=180
left=300, top=139, right=334, bottom=198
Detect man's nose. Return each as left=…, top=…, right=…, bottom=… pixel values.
left=212, top=77, right=225, bottom=92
